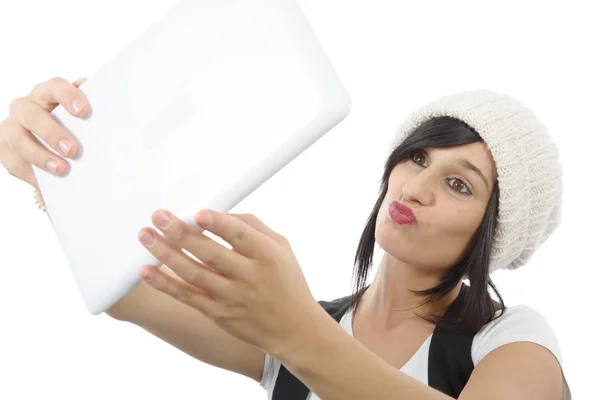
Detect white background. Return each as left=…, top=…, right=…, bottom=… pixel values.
left=0, top=0, right=596, bottom=398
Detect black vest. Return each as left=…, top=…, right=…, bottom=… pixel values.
left=272, top=283, right=475, bottom=399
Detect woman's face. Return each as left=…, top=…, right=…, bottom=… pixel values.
left=375, top=142, right=498, bottom=271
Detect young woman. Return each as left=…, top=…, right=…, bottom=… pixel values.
left=1, top=77, right=570, bottom=399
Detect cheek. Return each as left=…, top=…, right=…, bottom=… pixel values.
left=437, top=208, right=484, bottom=248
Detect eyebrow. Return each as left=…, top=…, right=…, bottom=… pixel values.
left=457, top=158, right=490, bottom=192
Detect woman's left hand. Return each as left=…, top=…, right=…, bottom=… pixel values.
left=137, top=208, right=324, bottom=358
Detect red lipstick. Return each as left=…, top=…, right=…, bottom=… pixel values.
left=389, top=201, right=417, bottom=225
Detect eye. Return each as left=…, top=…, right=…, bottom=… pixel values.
left=410, top=151, right=473, bottom=196
left=447, top=177, right=472, bottom=196
left=412, top=151, right=426, bottom=166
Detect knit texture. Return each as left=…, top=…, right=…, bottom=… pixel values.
left=387, top=89, right=563, bottom=274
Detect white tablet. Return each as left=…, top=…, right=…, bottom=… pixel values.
left=32, top=0, right=351, bottom=315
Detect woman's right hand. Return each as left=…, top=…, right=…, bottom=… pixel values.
left=0, top=76, right=90, bottom=191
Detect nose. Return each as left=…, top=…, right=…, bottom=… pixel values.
left=400, top=172, right=434, bottom=206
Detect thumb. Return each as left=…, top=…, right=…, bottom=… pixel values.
left=72, top=77, right=87, bottom=87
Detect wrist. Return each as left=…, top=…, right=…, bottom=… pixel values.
left=272, top=304, right=341, bottom=365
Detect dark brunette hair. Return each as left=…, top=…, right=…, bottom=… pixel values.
left=349, top=116, right=506, bottom=333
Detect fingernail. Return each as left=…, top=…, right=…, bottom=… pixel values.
left=71, top=97, right=84, bottom=114
left=154, top=210, right=171, bottom=229
left=46, top=160, right=58, bottom=173
left=139, top=230, right=155, bottom=247
left=58, top=139, right=73, bottom=156
left=142, top=269, right=154, bottom=280
left=198, top=210, right=214, bottom=226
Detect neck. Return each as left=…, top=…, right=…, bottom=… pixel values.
left=358, top=252, right=462, bottom=331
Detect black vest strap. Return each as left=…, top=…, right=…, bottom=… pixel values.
left=272, top=283, right=475, bottom=400
left=272, top=295, right=353, bottom=400
left=427, top=283, right=475, bottom=398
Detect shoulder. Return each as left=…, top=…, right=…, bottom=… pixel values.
left=471, top=304, right=563, bottom=368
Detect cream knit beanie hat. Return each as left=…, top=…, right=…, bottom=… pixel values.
left=387, top=89, right=563, bottom=274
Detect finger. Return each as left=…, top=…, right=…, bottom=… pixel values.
left=158, top=264, right=187, bottom=283
left=29, top=76, right=89, bottom=117
left=8, top=97, right=80, bottom=160
left=152, top=209, right=252, bottom=280
left=195, top=210, right=273, bottom=260
left=140, top=264, right=221, bottom=314
left=3, top=119, right=70, bottom=176
left=141, top=264, right=211, bottom=295
left=138, top=226, right=233, bottom=297
left=229, top=213, right=292, bottom=251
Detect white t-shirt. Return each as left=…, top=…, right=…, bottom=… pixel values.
left=259, top=304, right=563, bottom=400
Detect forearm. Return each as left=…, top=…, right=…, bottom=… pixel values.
left=104, top=278, right=155, bottom=321
left=275, top=309, right=453, bottom=400
left=103, top=266, right=266, bottom=381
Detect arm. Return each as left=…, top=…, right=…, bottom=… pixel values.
left=274, top=309, right=565, bottom=400
left=459, top=341, right=566, bottom=400
left=105, top=264, right=266, bottom=383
